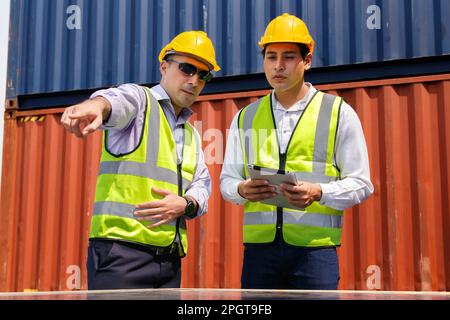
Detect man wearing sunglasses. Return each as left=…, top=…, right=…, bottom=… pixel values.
left=61, top=31, right=220, bottom=289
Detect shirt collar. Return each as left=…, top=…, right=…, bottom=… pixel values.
left=271, top=83, right=317, bottom=112
left=149, top=84, right=194, bottom=120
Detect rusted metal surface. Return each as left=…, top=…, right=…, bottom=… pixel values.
left=1, top=74, right=450, bottom=292
left=322, top=74, right=450, bottom=291
left=0, top=111, right=98, bottom=291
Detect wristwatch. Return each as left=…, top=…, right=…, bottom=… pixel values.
left=183, top=196, right=197, bottom=219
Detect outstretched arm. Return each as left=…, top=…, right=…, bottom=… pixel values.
left=60, top=96, right=111, bottom=138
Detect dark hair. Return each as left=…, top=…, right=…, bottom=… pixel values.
left=261, top=43, right=310, bottom=59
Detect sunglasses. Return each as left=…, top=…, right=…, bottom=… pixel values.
left=165, top=59, right=213, bottom=82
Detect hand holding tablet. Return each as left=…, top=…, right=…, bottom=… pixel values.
left=246, top=165, right=305, bottom=210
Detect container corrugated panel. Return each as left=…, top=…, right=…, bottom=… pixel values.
left=0, top=111, right=96, bottom=291
left=7, top=0, right=450, bottom=98
left=2, top=74, right=450, bottom=291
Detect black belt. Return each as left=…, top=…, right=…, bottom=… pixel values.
left=153, top=242, right=179, bottom=255
left=90, top=238, right=179, bottom=256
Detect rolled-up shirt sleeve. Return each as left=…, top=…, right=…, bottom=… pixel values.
left=90, top=83, right=147, bottom=155
left=91, top=83, right=145, bottom=130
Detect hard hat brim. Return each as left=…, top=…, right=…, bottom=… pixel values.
left=162, top=51, right=216, bottom=72
left=258, top=40, right=315, bottom=55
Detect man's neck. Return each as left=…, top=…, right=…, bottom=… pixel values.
left=159, top=82, right=183, bottom=117
left=173, top=105, right=183, bottom=117
left=274, top=83, right=309, bottom=109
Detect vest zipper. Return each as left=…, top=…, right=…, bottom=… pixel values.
left=269, top=93, right=286, bottom=242
left=175, top=162, right=184, bottom=253
left=276, top=152, right=287, bottom=240
left=177, top=124, right=186, bottom=198
left=177, top=162, right=183, bottom=197
left=175, top=124, right=186, bottom=255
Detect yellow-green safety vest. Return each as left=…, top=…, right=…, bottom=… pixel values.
left=91, top=86, right=200, bottom=257
left=238, top=91, right=343, bottom=247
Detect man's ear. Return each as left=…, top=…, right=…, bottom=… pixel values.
left=160, top=60, right=168, bottom=77
left=304, top=53, right=313, bottom=71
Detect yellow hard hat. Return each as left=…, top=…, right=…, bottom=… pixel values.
left=258, top=13, right=315, bottom=55
left=158, top=31, right=221, bottom=71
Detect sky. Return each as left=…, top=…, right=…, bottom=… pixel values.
left=0, top=0, right=10, bottom=184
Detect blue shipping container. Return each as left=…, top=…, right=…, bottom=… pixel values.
left=7, top=0, right=450, bottom=99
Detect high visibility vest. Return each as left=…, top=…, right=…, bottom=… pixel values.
left=238, top=91, right=343, bottom=247
left=90, top=86, right=200, bottom=257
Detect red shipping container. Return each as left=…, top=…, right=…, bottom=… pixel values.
left=1, top=74, right=449, bottom=292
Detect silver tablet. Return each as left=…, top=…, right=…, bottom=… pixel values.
left=246, top=165, right=304, bottom=210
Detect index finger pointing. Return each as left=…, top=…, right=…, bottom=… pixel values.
left=82, top=117, right=102, bottom=136
left=68, top=110, right=90, bottom=120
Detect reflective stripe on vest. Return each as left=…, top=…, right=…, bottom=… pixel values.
left=90, top=87, right=198, bottom=256
left=238, top=91, right=343, bottom=247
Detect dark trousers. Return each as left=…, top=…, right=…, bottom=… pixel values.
left=87, top=239, right=181, bottom=290
left=241, top=238, right=340, bottom=290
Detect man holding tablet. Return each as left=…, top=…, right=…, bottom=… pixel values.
left=220, top=13, right=373, bottom=290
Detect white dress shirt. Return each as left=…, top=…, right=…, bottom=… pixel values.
left=220, top=83, right=373, bottom=210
